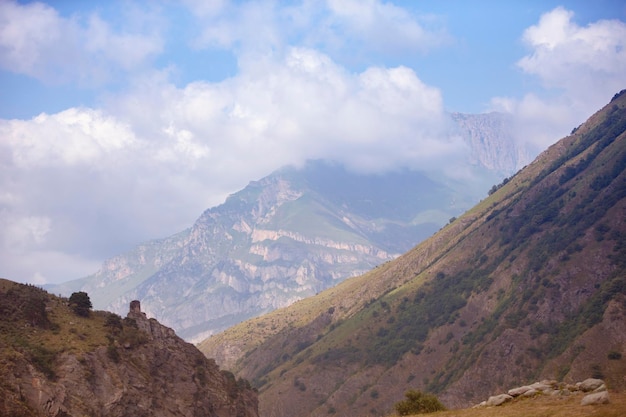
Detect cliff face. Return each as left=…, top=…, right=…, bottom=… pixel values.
left=0, top=280, right=258, bottom=417
left=452, top=112, right=532, bottom=174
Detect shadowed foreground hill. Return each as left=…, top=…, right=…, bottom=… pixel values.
left=0, top=279, right=258, bottom=417
left=199, top=91, right=626, bottom=417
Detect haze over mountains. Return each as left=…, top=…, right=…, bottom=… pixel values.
left=199, top=91, right=626, bottom=417
left=48, top=112, right=528, bottom=342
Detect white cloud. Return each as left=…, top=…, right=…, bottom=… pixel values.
left=0, top=0, right=162, bottom=85
left=3, top=215, right=51, bottom=248
left=491, top=7, right=626, bottom=150
left=187, top=0, right=450, bottom=61
left=4, top=108, right=138, bottom=167
left=0, top=43, right=463, bottom=284
left=109, top=46, right=456, bottom=174
left=323, top=0, right=450, bottom=54
left=518, top=7, right=626, bottom=94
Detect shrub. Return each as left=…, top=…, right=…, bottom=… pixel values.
left=608, top=351, right=622, bottom=360
left=69, top=291, right=92, bottom=317
left=105, top=313, right=123, bottom=334
left=394, top=390, right=446, bottom=415
left=107, top=344, right=120, bottom=363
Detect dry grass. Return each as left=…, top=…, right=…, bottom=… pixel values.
left=40, top=298, right=110, bottom=355
left=409, top=391, right=626, bottom=417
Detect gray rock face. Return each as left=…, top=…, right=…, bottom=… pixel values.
left=451, top=112, right=532, bottom=174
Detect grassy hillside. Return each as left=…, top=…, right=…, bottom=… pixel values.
left=199, top=91, right=626, bottom=417
left=0, top=278, right=258, bottom=417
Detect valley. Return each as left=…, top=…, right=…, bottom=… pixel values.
left=199, top=91, right=626, bottom=417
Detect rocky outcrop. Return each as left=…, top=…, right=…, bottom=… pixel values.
left=475, top=378, right=610, bottom=408
left=1, top=296, right=258, bottom=417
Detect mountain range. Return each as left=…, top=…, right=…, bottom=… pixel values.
left=48, top=112, right=527, bottom=342
left=198, top=91, right=626, bottom=417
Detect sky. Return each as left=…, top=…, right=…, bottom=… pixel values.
left=1, top=0, right=625, bottom=285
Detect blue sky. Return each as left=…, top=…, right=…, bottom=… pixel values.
left=1, top=0, right=626, bottom=284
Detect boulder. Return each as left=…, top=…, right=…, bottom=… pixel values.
left=593, top=384, right=607, bottom=393
left=486, top=394, right=513, bottom=406
left=522, top=388, right=539, bottom=397
left=529, top=381, right=552, bottom=392
left=581, top=391, right=610, bottom=406
left=578, top=378, right=605, bottom=392
left=508, top=386, right=532, bottom=397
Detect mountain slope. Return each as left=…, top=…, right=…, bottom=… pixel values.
left=0, top=278, right=258, bottom=417
left=198, top=91, right=626, bottom=417
left=50, top=130, right=509, bottom=343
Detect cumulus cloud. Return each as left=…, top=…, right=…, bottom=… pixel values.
left=109, top=46, right=457, bottom=175
left=491, top=7, right=626, bottom=150
left=0, top=42, right=463, bottom=283
left=0, top=0, right=162, bottom=85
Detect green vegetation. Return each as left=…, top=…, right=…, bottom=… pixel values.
left=366, top=262, right=495, bottom=366
left=69, top=291, right=92, bottom=317
left=394, top=390, right=446, bottom=415
left=0, top=280, right=148, bottom=382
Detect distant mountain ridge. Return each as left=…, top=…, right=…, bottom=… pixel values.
left=48, top=112, right=529, bottom=342
left=198, top=91, right=626, bottom=417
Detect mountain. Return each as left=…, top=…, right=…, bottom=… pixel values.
left=198, top=91, right=626, bottom=417
left=0, top=278, right=258, bottom=417
left=48, top=112, right=526, bottom=343
left=451, top=112, right=532, bottom=174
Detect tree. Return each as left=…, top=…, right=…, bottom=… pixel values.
left=394, top=390, right=446, bottom=415
left=69, top=291, right=92, bottom=317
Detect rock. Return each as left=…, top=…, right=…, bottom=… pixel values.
left=522, top=388, right=539, bottom=397
left=529, top=381, right=552, bottom=392
left=508, top=385, right=532, bottom=397
left=581, top=391, right=610, bottom=405
left=593, top=384, right=607, bottom=393
left=486, top=394, right=513, bottom=406
left=579, top=378, right=605, bottom=392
